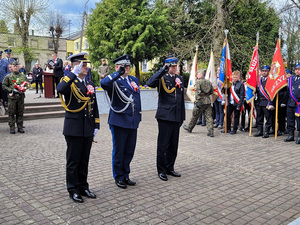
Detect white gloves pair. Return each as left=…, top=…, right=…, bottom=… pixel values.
left=268, top=105, right=275, bottom=110
left=94, top=128, right=98, bottom=137
left=73, top=61, right=83, bottom=76
left=280, top=104, right=286, bottom=107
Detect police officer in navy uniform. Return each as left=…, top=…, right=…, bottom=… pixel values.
left=285, top=63, right=300, bottom=144
left=101, top=54, right=141, bottom=189
left=254, top=65, right=275, bottom=138
left=146, top=56, right=185, bottom=181
left=57, top=52, right=100, bottom=203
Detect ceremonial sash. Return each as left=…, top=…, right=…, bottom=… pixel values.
left=216, top=79, right=223, bottom=99
left=288, top=76, right=300, bottom=117
left=258, top=77, right=271, bottom=109
left=230, top=84, right=243, bottom=111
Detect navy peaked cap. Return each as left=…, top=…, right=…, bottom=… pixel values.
left=113, top=54, right=131, bottom=65
left=261, top=65, right=270, bottom=70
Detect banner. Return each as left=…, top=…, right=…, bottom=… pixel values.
left=205, top=50, right=218, bottom=102
left=246, top=45, right=259, bottom=103
left=219, top=39, right=232, bottom=88
left=265, top=39, right=287, bottom=101
left=187, top=48, right=198, bottom=102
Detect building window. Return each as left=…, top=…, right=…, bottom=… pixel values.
left=8, top=37, right=15, bottom=47
left=84, top=39, right=89, bottom=50
left=31, top=40, right=38, bottom=48
left=75, top=42, right=79, bottom=50
left=48, top=41, right=54, bottom=49
left=142, top=60, right=148, bottom=72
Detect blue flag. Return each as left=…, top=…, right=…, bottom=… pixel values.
left=219, top=44, right=226, bottom=87
left=246, top=85, right=254, bottom=103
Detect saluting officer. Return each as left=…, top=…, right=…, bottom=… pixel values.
left=254, top=65, right=275, bottom=138
left=146, top=56, right=185, bottom=181
left=285, top=63, right=300, bottom=144
left=101, top=54, right=141, bottom=189
left=57, top=52, right=100, bottom=203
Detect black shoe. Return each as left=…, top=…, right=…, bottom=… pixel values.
left=239, top=127, right=245, bottom=132
left=213, top=124, right=219, bottom=128
left=244, top=127, right=249, bottom=131
left=262, top=132, right=269, bottom=138
left=35, top=92, right=38, bottom=94
left=218, top=125, right=223, bottom=130
left=285, top=136, right=295, bottom=142
left=80, top=189, right=96, bottom=199
left=252, top=124, right=258, bottom=128
left=230, top=130, right=237, bottom=135
left=115, top=180, right=127, bottom=189
left=221, top=129, right=230, bottom=133
left=18, top=128, right=25, bottom=133
left=166, top=170, right=181, bottom=177
left=55, top=96, right=59, bottom=98
left=254, top=131, right=263, bottom=137
left=284, top=129, right=289, bottom=134
left=10, top=129, right=15, bottom=134
left=124, top=178, right=136, bottom=186
left=207, top=132, right=214, bottom=137
left=268, top=129, right=275, bottom=134
left=183, top=125, right=191, bottom=133
left=201, top=123, right=206, bottom=126
left=277, top=130, right=282, bottom=136
left=158, top=173, right=168, bottom=181
left=69, top=192, right=84, bottom=203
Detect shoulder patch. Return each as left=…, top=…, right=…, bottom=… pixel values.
left=63, top=76, right=70, bottom=83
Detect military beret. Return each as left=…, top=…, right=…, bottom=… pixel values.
left=67, top=52, right=90, bottom=63
left=12, top=61, right=19, bottom=66
left=285, top=69, right=292, bottom=74
left=165, top=56, right=178, bottom=65
left=113, top=54, right=131, bottom=65
left=4, top=49, right=12, bottom=53
left=295, top=63, right=300, bottom=69
left=0, top=51, right=2, bottom=54
left=261, top=65, right=270, bottom=70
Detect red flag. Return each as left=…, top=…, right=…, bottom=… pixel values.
left=246, top=45, right=259, bottom=103
left=265, top=39, right=287, bottom=101
left=226, top=42, right=232, bottom=85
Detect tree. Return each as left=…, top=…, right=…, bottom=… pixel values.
left=86, top=0, right=172, bottom=81
left=1, top=0, right=49, bottom=71
left=49, top=11, right=67, bottom=54
left=0, top=20, right=9, bottom=33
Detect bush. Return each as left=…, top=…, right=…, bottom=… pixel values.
left=91, top=70, right=99, bottom=87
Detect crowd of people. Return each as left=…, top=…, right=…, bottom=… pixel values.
left=183, top=64, right=300, bottom=145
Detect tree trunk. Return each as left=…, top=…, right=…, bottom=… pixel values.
left=134, top=60, right=140, bottom=83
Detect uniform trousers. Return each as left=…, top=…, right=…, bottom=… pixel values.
left=241, top=102, right=251, bottom=128
left=8, top=95, right=25, bottom=129
left=188, top=104, right=213, bottom=132
left=156, top=119, right=181, bottom=174
left=286, top=106, right=300, bottom=132
left=226, top=104, right=241, bottom=131
left=214, top=101, right=224, bottom=126
left=256, top=105, right=272, bottom=131
left=65, top=135, right=93, bottom=194
left=110, top=125, right=137, bottom=182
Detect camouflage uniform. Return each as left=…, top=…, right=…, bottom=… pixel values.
left=187, top=78, right=214, bottom=135
left=2, top=71, right=27, bottom=130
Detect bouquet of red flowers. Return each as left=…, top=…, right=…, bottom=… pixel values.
left=10, top=77, right=30, bottom=96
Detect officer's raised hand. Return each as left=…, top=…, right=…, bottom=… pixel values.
left=73, top=61, right=83, bottom=76
left=162, top=63, right=170, bottom=73
left=117, top=65, right=125, bottom=75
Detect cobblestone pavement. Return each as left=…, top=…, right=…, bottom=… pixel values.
left=1, top=107, right=300, bottom=224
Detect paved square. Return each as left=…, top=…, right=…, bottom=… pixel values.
left=1, top=108, right=300, bottom=224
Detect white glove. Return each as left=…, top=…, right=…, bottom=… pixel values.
left=72, top=61, right=83, bottom=76
left=268, top=105, right=275, bottom=110
left=93, top=128, right=98, bottom=137
left=221, top=101, right=225, bottom=106
left=280, top=104, right=286, bottom=107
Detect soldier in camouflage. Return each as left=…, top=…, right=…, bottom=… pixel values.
left=2, top=61, right=28, bottom=134
left=183, top=69, right=214, bottom=137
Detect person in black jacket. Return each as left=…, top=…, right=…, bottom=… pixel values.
left=146, top=56, right=185, bottom=181
left=32, top=63, right=43, bottom=95
left=57, top=52, right=100, bottom=203
left=254, top=65, right=275, bottom=138
left=222, top=70, right=245, bottom=135
left=51, top=53, right=64, bottom=97
left=285, top=64, right=300, bottom=143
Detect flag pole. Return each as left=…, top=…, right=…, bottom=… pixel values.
left=224, top=29, right=229, bottom=133
left=249, top=31, right=259, bottom=136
